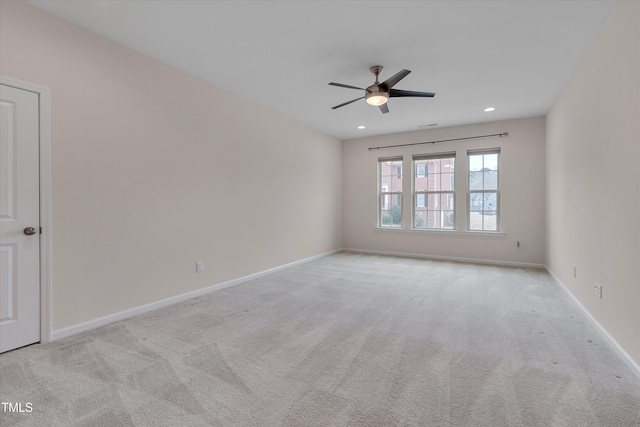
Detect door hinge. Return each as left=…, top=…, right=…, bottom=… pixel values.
left=40, top=227, right=42, bottom=234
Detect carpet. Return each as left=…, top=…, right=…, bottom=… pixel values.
left=1, top=252, right=639, bottom=426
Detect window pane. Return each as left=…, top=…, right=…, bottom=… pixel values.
left=469, top=192, right=497, bottom=231
left=380, top=193, right=402, bottom=227
left=391, top=193, right=402, bottom=226
left=483, top=192, right=497, bottom=215
left=443, top=210, right=454, bottom=228
left=482, top=214, right=498, bottom=231
left=469, top=155, right=483, bottom=171
left=440, top=193, right=453, bottom=210
left=427, top=193, right=439, bottom=209
left=469, top=193, right=479, bottom=229
left=414, top=210, right=427, bottom=228
left=431, top=158, right=439, bottom=167
left=469, top=171, right=483, bottom=190
left=484, top=170, right=498, bottom=190
left=427, top=172, right=438, bottom=191
left=443, top=158, right=455, bottom=170
left=388, top=174, right=399, bottom=192
left=380, top=160, right=403, bottom=193
left=484, top=153, right=498, bottom=170
left=440, top=172, right=454, bottom=191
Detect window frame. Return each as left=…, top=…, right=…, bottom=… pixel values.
left=412, top=153, right=456, bottom=230
left=467, top=149, right=500, bottom=232
left=378, top=157, right=404, bottom=228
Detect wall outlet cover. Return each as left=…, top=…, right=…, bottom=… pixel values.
left=594, top=283, right=602, bottom=299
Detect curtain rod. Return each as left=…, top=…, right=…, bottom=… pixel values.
left=367, top=132, right=509, bottom=151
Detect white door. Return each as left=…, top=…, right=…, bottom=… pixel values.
left=0, top=84, right=40, bottom=353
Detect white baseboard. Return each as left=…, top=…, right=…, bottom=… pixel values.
left=51, top=250, right=339, bottom=342
left=546, top=267, right=640, bottom=381
left=343, top=248, right=545, bottom=269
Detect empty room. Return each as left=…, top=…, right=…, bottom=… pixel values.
left=0, top=0, right=638, bottom=425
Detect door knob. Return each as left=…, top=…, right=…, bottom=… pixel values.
left=24, top=227, right=38, bottom=235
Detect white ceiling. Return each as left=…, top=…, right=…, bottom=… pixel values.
left=26, top=0, right=616, bottom=140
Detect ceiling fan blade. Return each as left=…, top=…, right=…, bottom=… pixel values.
left=378, top=103, right=389, bottom=114
left=389, top=89, right=436, bottom=98
left=331, top=96, right=365, bottom=109
left=329, top=82, right=366, bottom=91
left=379, top=69, right=411, bottom=91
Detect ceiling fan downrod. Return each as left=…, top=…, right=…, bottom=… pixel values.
left=370, top=65, right=384, bottom=84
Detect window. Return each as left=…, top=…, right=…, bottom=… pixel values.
left=379, top=158, right=403, bottom=227
left=413, top=154, right=455, bottom=229
left=376, top=149, right=502, bottom=232
left=468, top=150, right=499, bottom=231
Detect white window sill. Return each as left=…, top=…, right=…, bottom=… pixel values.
left=375, top=227, right=506, bottom=237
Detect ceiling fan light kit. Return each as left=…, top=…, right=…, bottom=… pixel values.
left=365, top=91, right=389, bottom=106
left=329, top=65, right=435, bottom=114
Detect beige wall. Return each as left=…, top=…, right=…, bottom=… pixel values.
left=0, top=1, right=342, bottom=331
left=342, top=117, right=546, bottom=266
left=546, top=1, right=640, bottom=364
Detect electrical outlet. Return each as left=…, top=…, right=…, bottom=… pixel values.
left=196, top=261, right=204, bottom=273
left=594, top=282, right=602, bottom=299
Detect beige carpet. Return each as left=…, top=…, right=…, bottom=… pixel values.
left=1, top=252, right=639, bottom=426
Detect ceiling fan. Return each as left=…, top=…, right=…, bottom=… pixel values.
left=329, top=65, right=435, bottom=114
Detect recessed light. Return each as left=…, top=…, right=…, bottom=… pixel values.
left=484, top=107, right=496, bottom=112
left=357, top=125, right=366, bottom=129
